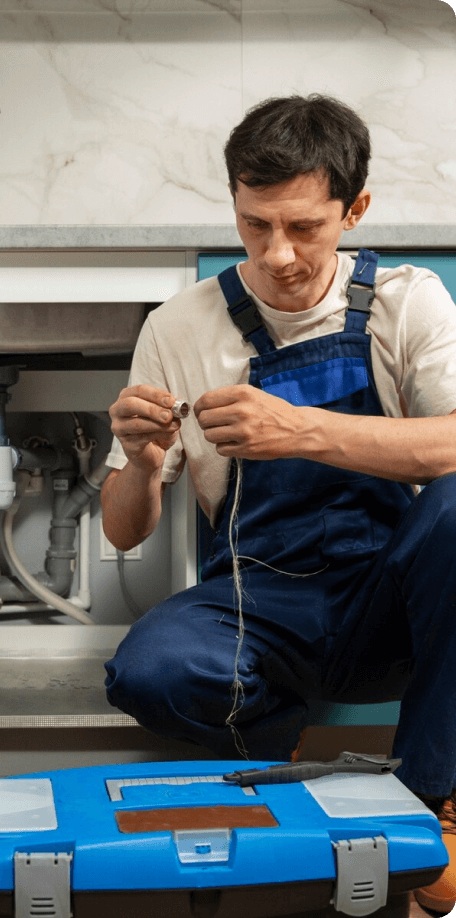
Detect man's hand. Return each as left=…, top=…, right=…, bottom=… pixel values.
left=194, top=384, right=303, bottom=460
left=196, top=388, right=456, bottom=483
left=109, top=384, right=181, bottom=471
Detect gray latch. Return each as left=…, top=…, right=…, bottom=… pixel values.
left=14, top=851, right=73, bottom=918
left=173, top=829, right=231, bottom=864
left=332, top=836, right=388, bottom=916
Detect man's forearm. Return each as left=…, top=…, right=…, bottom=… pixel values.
left=101, top=464, right=164, bottom=551
left=304, top=408, right=456, bottom=484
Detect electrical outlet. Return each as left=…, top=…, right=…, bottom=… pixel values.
left=100, top=520, right=142, bottom=561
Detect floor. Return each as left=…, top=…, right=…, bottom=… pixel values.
left=409, top=894, right=449, bottom=917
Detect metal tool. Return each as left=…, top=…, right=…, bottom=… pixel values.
left=223, top=752, right=402, bottom=786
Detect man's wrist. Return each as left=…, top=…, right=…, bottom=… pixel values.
left=127, top=457, right=164, bottom=486
left=292, top=406, right=328, bottom=461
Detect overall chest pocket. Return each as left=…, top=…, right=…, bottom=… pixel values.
left=258, top=356, right=370, bottom=495
left=259, top=356, right=368, bottom=407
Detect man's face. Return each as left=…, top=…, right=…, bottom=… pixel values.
left=233, top=170, right=369, bottom=312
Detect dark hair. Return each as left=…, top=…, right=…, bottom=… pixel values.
left=224, top=94, right=370, bottom=215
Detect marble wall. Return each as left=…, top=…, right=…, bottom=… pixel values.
left=0, top=0, right=455, bottom=225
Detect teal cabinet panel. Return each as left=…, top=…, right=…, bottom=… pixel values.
left=307, top=699, right=400, bottom=726
left=377, top=253, right=456, bottom=301
left=197, top=252, right=246, bottom=280
left=198, top=251, right=456, bottom=302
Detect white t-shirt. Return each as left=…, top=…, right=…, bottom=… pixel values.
left=107, top=253, right=456, bottom=525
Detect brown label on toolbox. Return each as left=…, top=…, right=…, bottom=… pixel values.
left=116, top=805, right=278, bottom=834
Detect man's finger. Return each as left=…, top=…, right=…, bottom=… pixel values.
left=194, top=386, right=247, bottom=417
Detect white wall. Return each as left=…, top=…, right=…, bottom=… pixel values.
left=0, top=0, right=455, bottom=225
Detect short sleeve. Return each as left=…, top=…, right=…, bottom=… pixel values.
left=402, top=275, right=456, bottom=418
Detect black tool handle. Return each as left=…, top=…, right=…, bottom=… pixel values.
left=223, top=762, right=335, bottom=786
left=223, top=752, right=402, bottom=786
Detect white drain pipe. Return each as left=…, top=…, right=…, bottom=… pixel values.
left=2, top=471, right=94, bottom=625
left=0, top=445, right=17, bottom=510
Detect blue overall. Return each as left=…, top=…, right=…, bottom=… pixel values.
left=106, top=251, right=456, bottom=796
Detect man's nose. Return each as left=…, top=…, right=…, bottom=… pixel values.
left=264, top=231, right=295, bottom=270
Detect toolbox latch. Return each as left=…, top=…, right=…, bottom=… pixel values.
left=332, top=835, right=388, bottom=916
left=174, top=829, right=231, bottom=864
left=14, top=852, right=73, bottom=918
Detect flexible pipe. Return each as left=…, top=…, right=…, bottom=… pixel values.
left=2, top=476, right=93, bottom=625
left=71, top=504, right=91, bottom=609
left=69, top=430, right=95, bottom=609
left=116, top=549, right=144, bottom=620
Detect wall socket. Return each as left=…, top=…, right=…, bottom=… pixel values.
left=99, top=520, right=142, bottom=561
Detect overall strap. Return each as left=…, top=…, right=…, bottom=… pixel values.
left=218, top=265, right=276, bottom=355
left=344, top=248, right=379, bottom=334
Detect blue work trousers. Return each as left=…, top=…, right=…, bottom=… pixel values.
left=105, top=473, right=456, bottom=797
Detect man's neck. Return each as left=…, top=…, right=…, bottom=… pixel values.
left=240, top=254, right=339, bottom=313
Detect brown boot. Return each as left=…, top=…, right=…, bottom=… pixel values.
left=415, top=790, right=456, bottom=914
left=290, top=728, right=307, bottom=763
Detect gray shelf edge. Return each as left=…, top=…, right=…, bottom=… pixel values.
left=0, top=224, right=455, bottom=250
left=0, top=713, right=138, bottom=729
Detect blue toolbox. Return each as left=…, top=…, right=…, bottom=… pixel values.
left=0, top=755, right=448, bottom=918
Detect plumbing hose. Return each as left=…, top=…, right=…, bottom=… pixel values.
left=2, top=483, right=94, bottom=625
left=116, top=549, right=144, bottom=620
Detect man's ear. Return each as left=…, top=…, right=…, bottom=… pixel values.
left=343, top=189, right=371, bottom=230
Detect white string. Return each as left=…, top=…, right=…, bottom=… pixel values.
left=225, top=456, right=250, bottom=759
left=224, top=457, right=328, bottom=760
left=237, top=556, right=328, bottom=578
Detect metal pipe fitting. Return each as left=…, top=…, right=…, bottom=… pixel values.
left=172, top=399, right=191, bottom=419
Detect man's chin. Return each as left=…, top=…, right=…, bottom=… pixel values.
left=269, top=274, right=300, bottom=285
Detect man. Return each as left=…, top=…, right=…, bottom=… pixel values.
left=102, top=95, right=456, bottom=913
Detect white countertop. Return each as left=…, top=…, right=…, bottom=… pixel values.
left=0, top=225, right=455, bottom=250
